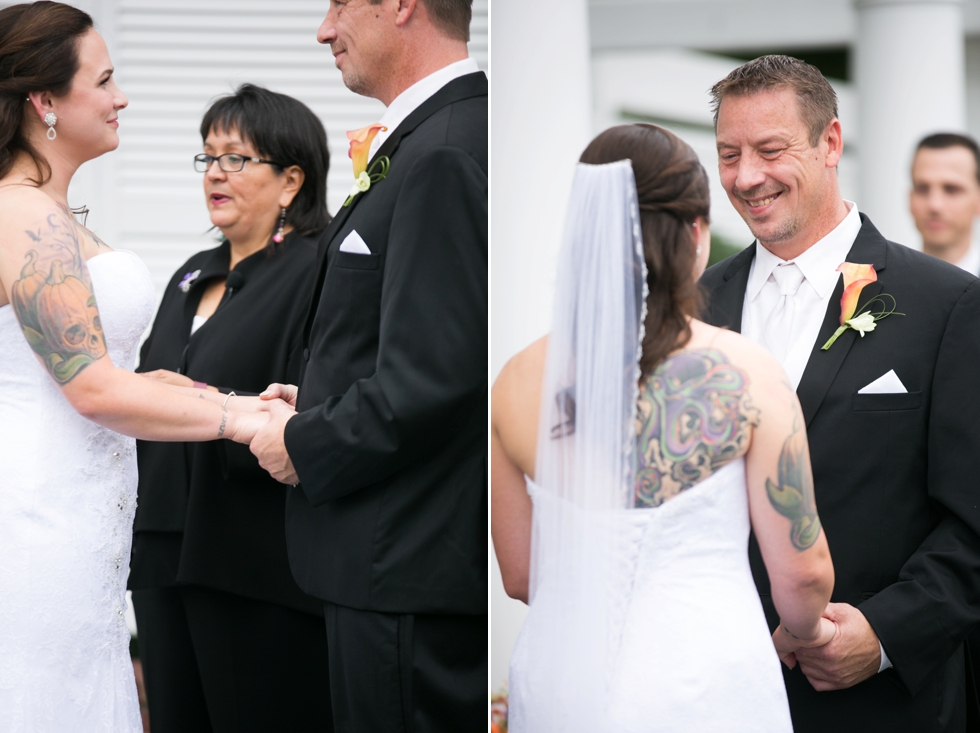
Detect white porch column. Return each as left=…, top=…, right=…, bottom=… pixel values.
left=855, top=0, right=965, bottom=249
left=491, top=0, right=593, bottom=693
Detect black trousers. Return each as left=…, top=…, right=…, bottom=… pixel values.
left=132, top=586, right=332, bottom=733
left=324, top=602, right=486, bottom=733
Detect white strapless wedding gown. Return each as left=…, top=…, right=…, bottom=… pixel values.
left=0, top=251, right=154, bottom=732
left=509, top=458, right=793, bottom=732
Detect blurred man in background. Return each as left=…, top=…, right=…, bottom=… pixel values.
left=909, top=133, right=980, bottom=276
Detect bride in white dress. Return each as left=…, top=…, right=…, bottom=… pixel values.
left=491, top=124, right=838, bottom=732
left=0, top=4, right=271, bottom=730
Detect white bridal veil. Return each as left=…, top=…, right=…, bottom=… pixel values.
left=522, top=160, right=647, bottom=730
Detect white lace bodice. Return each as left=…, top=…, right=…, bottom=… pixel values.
left=0, top=250, right=154, bottom=732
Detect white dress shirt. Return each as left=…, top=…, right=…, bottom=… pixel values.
left=368, top=57, right=481, bottom=161
left=741, top=201, right=862, bottom=390
left=740, top=201, right=893, bottom=673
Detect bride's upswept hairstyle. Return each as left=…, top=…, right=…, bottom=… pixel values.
left=579, top=124, right=710, bottom=376
left=0, top=2, right=94, bottom=183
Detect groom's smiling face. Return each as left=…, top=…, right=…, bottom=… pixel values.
left=715, top=86, right=843, bottom=254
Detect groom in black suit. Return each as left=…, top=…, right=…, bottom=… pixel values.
left=250, top=0, right=486, bottom=730
left=702, top=56, right=980, bottom=732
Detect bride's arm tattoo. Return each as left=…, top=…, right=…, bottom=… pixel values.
left=55, top=202, right=108, bottom=250
left=764, top=407, right=821, bottom=551
left=10, top=212, right=107, bottom=384
left=634, top=349, right=759, bottom=507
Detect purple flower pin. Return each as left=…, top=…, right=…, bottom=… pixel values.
left=178, top=269, right=201, bottom=293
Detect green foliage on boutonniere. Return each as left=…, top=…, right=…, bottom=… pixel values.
left=343, top=156, right=390, bottom=208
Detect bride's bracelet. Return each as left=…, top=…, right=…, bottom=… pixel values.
left=222, top=391, right=236, bottom=409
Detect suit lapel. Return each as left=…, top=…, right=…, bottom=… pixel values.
left=795, top=215, right=889, bottom=427
left=706, top=245, right=755, bottom=332
left=301, top=72, right=489, bottom=348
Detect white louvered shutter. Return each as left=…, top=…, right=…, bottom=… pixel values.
left=1, top=0, right=488, bottom=301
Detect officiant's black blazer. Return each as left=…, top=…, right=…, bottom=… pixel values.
left=129, top=233, right=323, bottom=615
left=281, top=72, right=487, bottom=615
left=701, top=214, right=980, bottom=733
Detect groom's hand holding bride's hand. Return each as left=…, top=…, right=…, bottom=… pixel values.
left=794, top=602, right=882, bottom=692
left=773, top=616, right=838, bottom=670
left=250, top=388, right=299, bottom=485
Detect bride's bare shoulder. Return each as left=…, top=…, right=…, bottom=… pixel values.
left=493, top=336, right=547, bottom=416
left=0, top=187, right=72, bottom=262
left=492, top=337, right=548, bottom=470
left=0, top=185, right=67, bottom=240
left=495, top=336, right=548, bottom=388
left=691, top=321, right=787, bottom=383
left=0, top=182, right=53, bottom=210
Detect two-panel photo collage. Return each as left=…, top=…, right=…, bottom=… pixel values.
left=3, top=1, right=980, bottom=732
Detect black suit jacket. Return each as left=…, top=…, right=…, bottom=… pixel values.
left=130, top=233, right=322, bottom=615
left=701, top=214, right=980, bottom=732
left=282, top=72, right=488, bottom=615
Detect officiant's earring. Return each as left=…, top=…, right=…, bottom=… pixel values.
left=273, top=207, right=286, bottom=243
left=44, top=112, right=57, bottom=141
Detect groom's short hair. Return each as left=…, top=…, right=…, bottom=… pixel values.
left=709, top=55, right=839, bottom=148
left=368, top=0, right=472, bottom=42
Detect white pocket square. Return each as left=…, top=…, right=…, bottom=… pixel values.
left=858, top=369, right=908, bottom=394
left=338, top=230, right=372, bottom=255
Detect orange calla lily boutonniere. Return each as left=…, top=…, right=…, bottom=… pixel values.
left=821, top=262, right=903, bottom=350
left=344, top=124, right=390, bottom=207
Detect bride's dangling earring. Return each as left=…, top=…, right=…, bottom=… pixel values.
left=272, top=207, right=286, bottom=243
left=44, top=112, right=57, bottom=141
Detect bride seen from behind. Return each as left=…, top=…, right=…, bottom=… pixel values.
left=0, top=3, right=276, bottom=729
left=491, top=123, right=836, bottom=731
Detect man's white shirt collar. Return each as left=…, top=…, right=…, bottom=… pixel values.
left=368, top=57, right=480, bottom=160
left=746, top=200, right=862, bottom=303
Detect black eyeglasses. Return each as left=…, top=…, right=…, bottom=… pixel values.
left=194, top=153, right=284, bottom=173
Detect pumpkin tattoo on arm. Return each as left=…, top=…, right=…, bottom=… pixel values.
left=11, top=213, right=107, bottom=384
left=765, top=408, right=821, bottom=552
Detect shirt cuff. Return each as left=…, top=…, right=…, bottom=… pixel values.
left=878, top=641, right=892, bottom=673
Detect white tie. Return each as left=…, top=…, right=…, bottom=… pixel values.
left=764, top=263, right=806, bottom=364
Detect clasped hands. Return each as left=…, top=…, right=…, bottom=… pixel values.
left=141, top=370, right=300, bottom=485
left=773, top=602, right=882, bottom=692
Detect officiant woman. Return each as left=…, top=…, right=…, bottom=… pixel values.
left=127, top=84, right=333, bottom=733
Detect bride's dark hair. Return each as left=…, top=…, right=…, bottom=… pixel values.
left=579, top=124, right=710, bottom=376
left=0, top=2, right=94, bottom=184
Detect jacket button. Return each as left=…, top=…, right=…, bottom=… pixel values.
left=303, top=348, right=310, bottom=361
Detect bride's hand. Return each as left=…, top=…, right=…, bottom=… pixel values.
left=226, top=409, right=271, bottom=444
left=772, top=617, right=839, bottom=669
